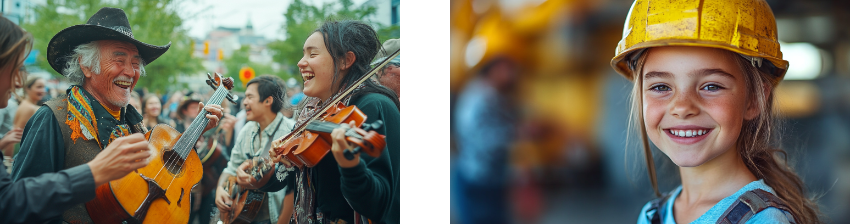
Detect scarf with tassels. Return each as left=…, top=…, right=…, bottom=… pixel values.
left=64, top=85, right=143, bottom=149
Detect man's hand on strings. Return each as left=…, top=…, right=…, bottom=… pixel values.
left=199, top=102, right=224, bottom=133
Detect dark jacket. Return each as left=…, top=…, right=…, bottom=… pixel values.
left=0, top=153, right=96, bottom=224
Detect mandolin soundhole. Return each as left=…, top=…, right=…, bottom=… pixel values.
left=161, top=149, right=185, bottom=175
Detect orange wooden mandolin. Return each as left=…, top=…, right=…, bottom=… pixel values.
left=85, top=73, right=237, bottom=224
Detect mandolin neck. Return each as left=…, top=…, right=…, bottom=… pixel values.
left=173, top=86, right=229, bottom=159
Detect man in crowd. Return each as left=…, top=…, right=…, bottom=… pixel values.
left=215, top=75, right=296, bottom=224
left=372, top=39, right=400, bottom=99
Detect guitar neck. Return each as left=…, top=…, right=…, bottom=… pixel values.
left=173, top=86, right=229, bottom=159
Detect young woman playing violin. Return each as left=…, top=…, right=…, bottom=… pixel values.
left=236, top=20, right=400, bottom=224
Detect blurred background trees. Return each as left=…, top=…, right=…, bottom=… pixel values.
left=16, top=0, right=399, bottom=93
left=22, top=0, right=202, bottom=93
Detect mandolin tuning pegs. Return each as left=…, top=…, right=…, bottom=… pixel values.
left=206, top=80, right=217, bottom=90
left=222, top=77, right=235, bottom=90
left=226, top=94, right=237, bottom=104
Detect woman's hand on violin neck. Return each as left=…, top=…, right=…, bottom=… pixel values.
left=199, top=102, right=224, bottom=133
left=331, top=121, right=360, bottom=168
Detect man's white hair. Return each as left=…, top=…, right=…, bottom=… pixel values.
left=63, top=41, right=146, bottom=85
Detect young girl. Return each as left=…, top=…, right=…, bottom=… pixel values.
left=610, top=0, right=820, bottom=223
left=240, top=19, right=400, bottom=224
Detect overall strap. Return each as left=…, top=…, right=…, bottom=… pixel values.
left=647, top=192, right=671, bottom=224
left=716, top=189, right=797, bottom=224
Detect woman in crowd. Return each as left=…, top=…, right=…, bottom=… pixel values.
left=234, top=19, right=400, bottom=224
left=140, top=94, right=175, bottom=129
left=12, top=76, right=45, bottom=129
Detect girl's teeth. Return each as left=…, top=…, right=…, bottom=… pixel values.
left=670, top=129, right=709, bottom=137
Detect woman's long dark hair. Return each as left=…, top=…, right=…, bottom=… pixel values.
left=313, top=19, right=400, bottom=109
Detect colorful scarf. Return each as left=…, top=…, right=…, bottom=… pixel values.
left=291, top=84, right=364, bottom=224
left=65, top=86, right=132, bottom=148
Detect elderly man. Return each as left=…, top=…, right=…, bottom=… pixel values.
left=372, top=39, right=400, bottom=99
left=11, top=7, right=223, bottom=224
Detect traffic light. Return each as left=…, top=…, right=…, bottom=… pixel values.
left=239, top=67, right=255, bottom=86
left=204, top=41, right=210, bottom=55
left=218, top=49, right=224, bottom=61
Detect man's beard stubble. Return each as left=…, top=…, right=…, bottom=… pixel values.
left=379, top=73, right=399, bottom=98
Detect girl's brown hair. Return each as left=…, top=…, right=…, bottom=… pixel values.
left=627, top=48, right=821, bottom=223
left=0, top=16, right=32, bottom=90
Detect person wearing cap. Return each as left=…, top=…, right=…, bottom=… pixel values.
left=610, top=1, right=821, bottom=223
left=175, top=92, right=204, bottom=133
left=371, top=39, right=400, bottom=99
left=10, top=7, right=224, bottom=224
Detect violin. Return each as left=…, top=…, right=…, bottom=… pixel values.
left=269, top=49, right=399, bottom=168
left=277, top=101, right=386, bottom=167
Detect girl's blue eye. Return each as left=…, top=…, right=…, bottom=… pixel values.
left=650, top=85, right=671, bottom=92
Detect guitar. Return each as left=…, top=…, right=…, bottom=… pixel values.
left=219, top=119, right=282, bottom=224
left=219, top=149, right=303, bottom=224
left=220, top=175, right=266, bottom=224
left=85, top=73, right=237, bottom=224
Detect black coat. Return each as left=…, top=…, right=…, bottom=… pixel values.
left=0, top=154, right=96, bottom=224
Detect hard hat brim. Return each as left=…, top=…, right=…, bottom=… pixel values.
left=611, top=39, right=789, bottom=85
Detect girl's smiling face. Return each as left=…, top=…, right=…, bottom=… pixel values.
left=298, top=32, right=338, bottom=101
left=642, top=46, right=759, bottom=167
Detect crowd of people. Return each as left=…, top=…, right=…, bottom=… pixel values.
left=0, top=6, right=400, bottom=224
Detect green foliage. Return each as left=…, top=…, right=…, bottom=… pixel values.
left=21, top=0, right=202, bottom=92
left=267, top=0, right=399, bottom=77
left=375, top=24, right=400, bottom=43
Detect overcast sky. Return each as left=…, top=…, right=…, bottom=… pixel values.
left=179, top=0, right=368, bottom=40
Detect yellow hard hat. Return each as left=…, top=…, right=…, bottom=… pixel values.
left=610, top=0, right=788, bottom=84
left=464, top=13, right=525, bottom=72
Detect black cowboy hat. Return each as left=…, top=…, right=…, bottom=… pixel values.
left=47, top=7, right=171, bottom=74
